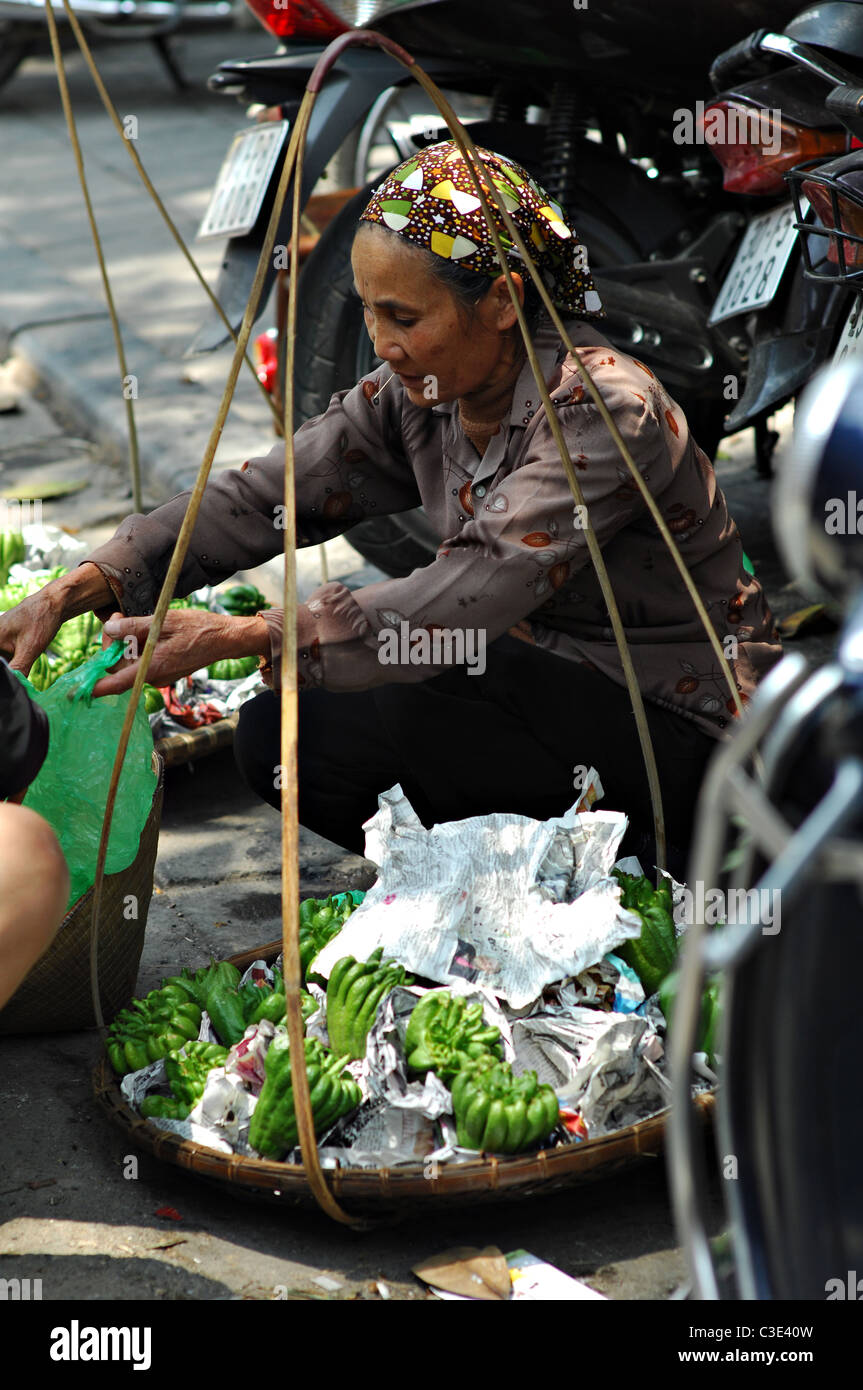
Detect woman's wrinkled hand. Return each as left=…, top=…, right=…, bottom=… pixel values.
left=0, top=588, right=65, bottom=677
left=0, top=563, right=115, bottom=677
left=93, top=608, right=270, bottom=696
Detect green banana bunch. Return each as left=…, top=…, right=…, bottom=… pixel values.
left=404, top=990, right=503, bottom=1081
left=451, top=1057, right=560, bottom=1154
left=612, top=869, right=677, bottom=997
left=248, top=1034, right=361, bottom=1158
left=326, top=947, right=412, bottom=1061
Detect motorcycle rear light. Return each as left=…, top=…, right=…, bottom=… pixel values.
left=788, top=158, right=863, bottom=291
left=800, top=179, right=863, bottom=272
left=700, top=101, right=848, bottom=195
left=244, top=0, right=349, bottom=41
left=243, top=0, right=404, bottom=39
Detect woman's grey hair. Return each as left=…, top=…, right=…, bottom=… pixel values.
left=355, top=218, right=546, bottom=333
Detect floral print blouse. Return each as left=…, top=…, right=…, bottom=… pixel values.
left=80, top=319, right=782, bottom=740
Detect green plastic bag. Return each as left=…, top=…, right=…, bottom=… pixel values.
left=15, top=641, right=158, bottom=910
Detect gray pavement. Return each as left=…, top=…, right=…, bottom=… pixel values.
left=0, top=29, right=280, bottom=500
left=0, top=34, right=833, bottom=1304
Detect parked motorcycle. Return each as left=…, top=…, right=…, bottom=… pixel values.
left=696, top=4, right=863, bottom=474
left=0, top=0, right=236, bottom=94
left=669, top=354, right=863, bottom=1298
left=190, top=0, right=802, bottom=574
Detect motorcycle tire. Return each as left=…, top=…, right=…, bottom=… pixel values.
left=293, top=173, right=717, bottom=577
left=720, top=696, right=863, bottom=1299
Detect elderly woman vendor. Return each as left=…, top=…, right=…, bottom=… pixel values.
left=0, top=143, right=782, bottom=871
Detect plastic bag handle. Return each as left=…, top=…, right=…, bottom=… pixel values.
left=63, top=639, right=126, bottom=706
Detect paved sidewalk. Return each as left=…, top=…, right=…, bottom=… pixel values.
left=0, top=34, right=386, bottom=604
left=0, top=32, right=313, bottom=503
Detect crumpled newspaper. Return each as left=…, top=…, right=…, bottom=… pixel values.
left=520, top=1007, right=670, bottom=1136
left=311, top=786, right=644, bottom=1009
left=121, top=1055, right=253, bottom=1153
left=364, top=984, right=510, bottom=1119
left=318, top=1096, right=439, bottom=1170
left=364, top=987, right=453, bottom=1119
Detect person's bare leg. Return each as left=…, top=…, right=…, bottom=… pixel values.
left=0, top=803, right=69, bottom=1010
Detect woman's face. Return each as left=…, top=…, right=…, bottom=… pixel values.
left=350, top=225, right=522, bottom=407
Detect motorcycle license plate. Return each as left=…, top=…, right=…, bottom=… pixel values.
left=832, top=300, right=863, bottom=365
left=708, top=200, right=805, bottom=326
left=196, top=121, right=289, bottom=241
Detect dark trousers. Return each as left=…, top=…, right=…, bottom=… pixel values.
left=233, top=635, right=717, bottom=879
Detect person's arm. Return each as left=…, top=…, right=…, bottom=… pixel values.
left=0, top=663, right=69, bottom=1007
left=73, top=373, right=421, bottom=620
left=0, top=373, right=420, bottom=681
left=0, top=560, right=119, bottom=678
left=265, top=367, right=677, bottom=692
left=0, top=658, right=50, bottom=800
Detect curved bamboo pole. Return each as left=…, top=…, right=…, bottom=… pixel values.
left=78, top=88, right=312, bottom=1035
left=278, top=93, right=364, bottom=1228
left=44, top=0, right=142, bottom=513
left=66, top=24, right=754, bottom=1225
left=58, top=0, right=283, bottom=430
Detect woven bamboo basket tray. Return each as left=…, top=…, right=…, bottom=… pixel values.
left=154, top=712, right=239, bottom=769
left=92, top=935, right=715, bottom=1215
left=0, top=751, right=164, bottom=1035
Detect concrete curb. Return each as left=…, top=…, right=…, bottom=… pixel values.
left=0, top=231, right=269, bottom=508
left=0, top=229, right=386, bottom=600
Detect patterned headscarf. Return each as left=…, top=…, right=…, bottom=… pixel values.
left=358, top=141, right=603, bottom=318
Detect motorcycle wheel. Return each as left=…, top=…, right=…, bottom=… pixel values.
left=719, top=698, right=863, bottom=1298
left=330, top=86, right=493, bottom=191
left=293, top=176, right=714, bottom=577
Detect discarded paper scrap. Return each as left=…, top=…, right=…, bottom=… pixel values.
left=420, top=1248, right=607, bottom=1301
left=412, top=1245, right=512, bottom=1300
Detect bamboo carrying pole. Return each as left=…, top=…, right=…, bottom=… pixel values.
left=60, top=71, right=317, bottom=1035
left=43, top=0, right=142, bottom=513
left=58, top=0, right=283, bottom=430
left=59, top=26, right=747, bottom=1222
left=275, top=92, right=363, bottom=1227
